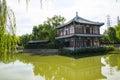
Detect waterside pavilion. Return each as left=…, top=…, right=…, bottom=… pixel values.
left=55, top=12, right=104, bottom=50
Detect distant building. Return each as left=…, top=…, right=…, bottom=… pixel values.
left=55, top=12, right=104, bottom=50
left=26, top=40, right=49, bottom=49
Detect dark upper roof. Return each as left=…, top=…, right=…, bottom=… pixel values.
left=56, top=13, right=104, bottom=29
left=28, top=40, right=49, bottom=44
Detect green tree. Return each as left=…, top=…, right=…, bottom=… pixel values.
left=115, top=22, right=120, bottom=42
left=107, top=27, right=118, bottom=43
left=44, top=15, right=66, bottom=28
left=44, top=15, right=66, bottom=43
left=101, top=30, right=109, bottom=44
left=20, top=34, right=32, bottom=46
left=101, top=27, right=118, bottom=44
left=32, top=15, right=66, bottom=43
left=32, top=26, right=39, bottom=40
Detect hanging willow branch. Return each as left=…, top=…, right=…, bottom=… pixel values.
left=0, top=0, right=44, bottom=54
left=7, top=7, right=16, bottom=35
left=0, top=0, right=18, bottom=53
left=18, top=0, right=43, bottom=9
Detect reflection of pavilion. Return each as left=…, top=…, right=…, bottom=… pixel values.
left=58, top=57, right=106, bottom=80
left=32, top=56, right=106, bottom=80
left=16, top=54, right=106, bottom=80
left=55, top=12, right=104, bottom=50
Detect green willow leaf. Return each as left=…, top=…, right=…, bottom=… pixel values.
left=0, top=0, right=18, bottom=54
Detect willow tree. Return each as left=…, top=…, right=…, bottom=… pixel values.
left=0, top=0, right=43, bottom=54
left=0, top=0, right=18, bottom=54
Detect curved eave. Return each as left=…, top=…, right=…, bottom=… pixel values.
left=56, top=20, right=73, bottom=29
left=74, top=16, right=104, bottom=26
left=75, top=20, right=104, bottom=26
left=55, top=35, right=73, bottom=39
left=56, top=19, right=104, bottom=29
left=75, top=34, right=103, bottom=37
left=55, top=34, right=103, bottom=39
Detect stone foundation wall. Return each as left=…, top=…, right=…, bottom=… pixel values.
left=23, top=49, right=58, bottom=55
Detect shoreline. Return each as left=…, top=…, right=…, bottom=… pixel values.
left=17, top=48, right=120, bottom=59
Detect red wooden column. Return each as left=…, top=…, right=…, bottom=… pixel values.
left=73, top=40, right=75, bottom=48
left=82, top=40, right=83, bottom=47
left=82, top=40, right=84, bottom=47
left=90, top=40, right=92, bottom=47
left=81, top=40, right=82, bottom=47
left=74, top=26, right=76, bottom=34
left=82, top=27, right=84, bottom=34
left=75, top=40, right=76, bottom=48
left=98, top=38, right=100, bottom=46
left=72, top=40, right=74, bottom=48
left=92, top=39, right=94, bottom=47
left=98, top=28, right=100, bottom=34
left=68, top=27, right=70, bottom=35
left=92, top=27, right=93, bottom=34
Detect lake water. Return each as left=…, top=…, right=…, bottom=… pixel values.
left=0, top=53, right=120, bottom=80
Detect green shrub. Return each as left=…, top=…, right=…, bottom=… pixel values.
left=105, top=46, right=115, bottom=51
left=58, top=46, right=115, bottom=56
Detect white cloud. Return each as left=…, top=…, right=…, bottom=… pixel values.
left=0, top=60, right=45, bottom=80
left=6, top=0, right=120, bottom=35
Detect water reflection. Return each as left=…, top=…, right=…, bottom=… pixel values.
left=15, top=54, right=106, bottom=80
left=0, top=53, right=120, bottom=80
left=0, top=52, right=15, bottom=63
left=101, top=54, right=120, bottom=80
left=0, top=60, right=45, bottom=80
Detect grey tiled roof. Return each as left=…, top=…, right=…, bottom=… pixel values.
left=28, top=40, right=49, bottom=44
left=56, top=16, right=104, bottom=29
left=55, top=34, right=103, bottom=39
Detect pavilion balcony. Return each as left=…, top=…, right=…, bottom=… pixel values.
left=55, top=34, right=103, bottom=39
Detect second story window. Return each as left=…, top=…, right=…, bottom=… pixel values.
left=93, top=27, right=99, bottom=34
left=70, top=26, right=74, bottom=34
left=65, top=28, right=69, bottom=35
left=59, top=29, right=63, bottom=36
left=90, top=27, right=92, bottom=34
left=84, top=27, right=86, bottom=34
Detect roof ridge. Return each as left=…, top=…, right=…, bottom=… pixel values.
left=55, top=14, right=104, bottom=29
left=74, top=16, right=97, bottom=23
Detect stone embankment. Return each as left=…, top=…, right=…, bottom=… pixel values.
left=23, top=49, right=58, bottom=55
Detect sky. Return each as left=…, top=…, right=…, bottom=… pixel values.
left=7, top=0, right=120, bottom=36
